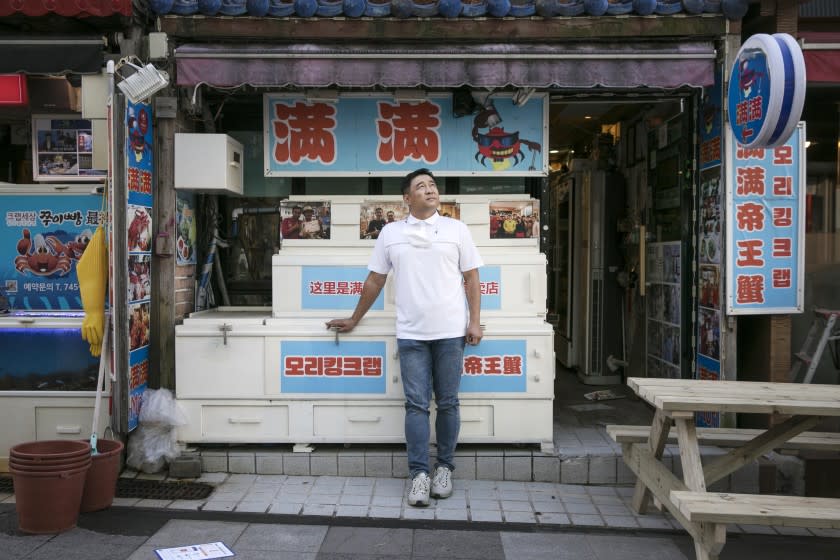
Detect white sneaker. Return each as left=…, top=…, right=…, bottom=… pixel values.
left=431, top=466, right=453, bottom=499
left=408, top=472, right=431, bottom=507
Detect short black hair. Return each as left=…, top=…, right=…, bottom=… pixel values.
left=401, top=168, right=436, bottom=195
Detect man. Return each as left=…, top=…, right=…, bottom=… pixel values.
left=281, top=205, right=302, bottom=240
left=386, top=210, right=396, bottom=224
left=326, top=168, right=483, bottom=507
left=501, top=213, right=519, bottom=237
left=365, top=207, right=387, bottom=239
left=300, top=206, right=323, bottom=239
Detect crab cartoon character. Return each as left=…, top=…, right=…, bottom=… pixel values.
left=127, top=105, right=152, bottom=164
left=738, top=56, right=764, bottom=100
left=14, top=229, right=71, bottom=276
left=48, top=229, right=93, bottom=262
left=472, top=101, right=541, bottom=171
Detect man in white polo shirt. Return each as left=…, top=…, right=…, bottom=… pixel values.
left=326, top=168, right=483, bottom=507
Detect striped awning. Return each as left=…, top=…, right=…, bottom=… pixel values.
left=175, top=42, right=716, bottom=89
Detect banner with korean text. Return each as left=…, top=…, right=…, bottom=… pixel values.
left=263, top=94, right=547, bottom=177
left=725, top=122, right=805, bottom=315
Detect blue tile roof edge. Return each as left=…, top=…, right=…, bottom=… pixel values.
left=150, top=0, right=749, bottom=21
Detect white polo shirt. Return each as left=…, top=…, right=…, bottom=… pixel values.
left=368, top=212, right=483, bottom=340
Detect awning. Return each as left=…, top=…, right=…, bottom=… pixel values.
left=0, top=0, right=130, bottom=17
left=0, top=37, right=104, bottom=75
left=801, top=32, right=840, bottom=84
left=175, top=42, right=715, bottom=89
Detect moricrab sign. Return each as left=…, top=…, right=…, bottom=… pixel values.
left=263, top=93, right=547, bottom=177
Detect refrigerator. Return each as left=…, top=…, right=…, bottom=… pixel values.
left=0, top=184, right=109, bottom=466
left=550, top=163, right=625, bottom=384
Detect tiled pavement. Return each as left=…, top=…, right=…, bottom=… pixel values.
left=4, top=471, right=834, bottom=539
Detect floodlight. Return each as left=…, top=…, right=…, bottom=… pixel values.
left=116, top=59, right=169, bottom=103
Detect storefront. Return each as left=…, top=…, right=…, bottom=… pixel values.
left=0, top=2, right=138, bottom=469
left=150, top=8, right=739, bottom=451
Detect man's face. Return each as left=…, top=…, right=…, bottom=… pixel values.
left=404, top=174, right=439, bottom=212
left=303, top=210, right=314, bottom=220
left=375, top=209, right=383, bottom=218
left=387, top=212, right=395, bottom=222
left=292, top=207, right=302, bottom=218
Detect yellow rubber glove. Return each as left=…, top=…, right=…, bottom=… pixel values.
left=77, top=225, right=108, bottom=356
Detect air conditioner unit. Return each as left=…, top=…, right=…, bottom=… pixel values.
left=175, top=134, right=244, bottom=196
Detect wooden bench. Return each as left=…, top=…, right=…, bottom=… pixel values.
left=607, top=424, right=840, bottom=453
left=670, top=491, right=840, bottom=530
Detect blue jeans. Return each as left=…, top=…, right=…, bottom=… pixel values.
left=397, top=337, right=465, bottom=478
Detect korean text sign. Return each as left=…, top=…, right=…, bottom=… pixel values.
left=281, top=340, right=387, bottom=394
left=725, top=122, right=805, bottom=314
left=1, top=193, right=102, bottom=310
left=263, top=94, right=547, bottom=176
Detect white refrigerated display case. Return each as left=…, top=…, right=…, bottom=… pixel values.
left=175, top=195, right=555, bottom=452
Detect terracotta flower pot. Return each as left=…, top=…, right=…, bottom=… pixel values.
left=10, top=440, right=90, bottom=462
left=10, top=461, right=90, bottom=534
left=80, top=439, right=125, bottom=513
left=9, top=455, right=91, bottom=473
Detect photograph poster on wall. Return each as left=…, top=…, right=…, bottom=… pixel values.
left=280, top=201, right=331, bottom=240
left=31, top=115, right=106, bottom=181
left=489, top=200, right=540, bottom=239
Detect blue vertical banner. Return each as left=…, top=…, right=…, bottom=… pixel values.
left=125, top=101, right=154, bottom=431
left=695, top=354, right=721, bottom=428
left=725, top=123, right=805, bottom=314
left=1, top=194, right=102, bottom=310
left=699, top=67, right=722, bottom=170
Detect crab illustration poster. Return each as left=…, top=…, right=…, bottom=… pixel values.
left=0, top=193, right=103, bottom=310
left=264, top=93, right=547, bottom=176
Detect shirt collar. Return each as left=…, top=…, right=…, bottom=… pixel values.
left=406, top=212, right=440, bottom=226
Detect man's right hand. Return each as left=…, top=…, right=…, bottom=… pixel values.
left=325, top=318, right=357, bottom=332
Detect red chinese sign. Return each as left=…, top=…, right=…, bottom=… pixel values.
left=272, top=101, right=337, bottom=165
left=376, top=101, right=441, bottom=164
left=463, top=355, right=523, bottom=376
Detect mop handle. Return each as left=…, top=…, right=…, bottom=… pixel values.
left=90, top=321, right=110, bottom=454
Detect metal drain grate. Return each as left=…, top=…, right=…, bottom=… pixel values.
left=0, top=475, right=213, bottom=501
left=116, top=479, right=214, bottom=500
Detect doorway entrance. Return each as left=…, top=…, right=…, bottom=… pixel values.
left=545, top=94, right=698, bottom=387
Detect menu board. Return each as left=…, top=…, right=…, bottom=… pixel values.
left=31, top=114, right=106, bottom=181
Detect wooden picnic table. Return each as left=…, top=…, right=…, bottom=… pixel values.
left=619, top=377, right=840, bottom=560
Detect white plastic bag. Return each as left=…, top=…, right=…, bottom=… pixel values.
left=126, top=388, right=189, bottom=473
left=138, top=388, right=188, bottom=426
left=126, top=423, right=179, bottom=473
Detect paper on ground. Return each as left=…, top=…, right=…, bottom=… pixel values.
left=155, top=542, right=234, bottom=560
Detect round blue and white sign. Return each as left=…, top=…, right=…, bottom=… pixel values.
left=728, top=33, right=806, bottom=148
